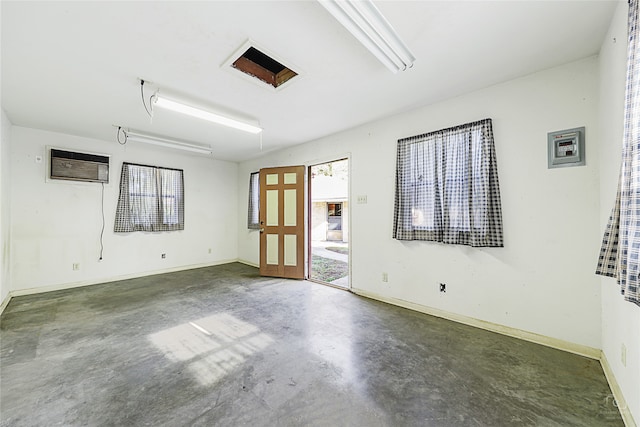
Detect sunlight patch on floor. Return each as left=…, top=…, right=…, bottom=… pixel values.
left=148, top=312, right=274, bottom=386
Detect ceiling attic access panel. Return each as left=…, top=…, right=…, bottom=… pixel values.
left=227, top=43, right=298, bottom=89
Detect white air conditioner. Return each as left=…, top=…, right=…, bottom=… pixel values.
left=50, top=148, right=109, bottom=183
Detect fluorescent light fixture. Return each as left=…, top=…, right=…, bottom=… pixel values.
left=153, top=95, right=262, bottom=134
left=318, top=0, right=415, bottom=73
left=124, top=129, right=213, bottom=155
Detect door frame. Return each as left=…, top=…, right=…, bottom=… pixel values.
left=307, top=155, right=351, bottom=290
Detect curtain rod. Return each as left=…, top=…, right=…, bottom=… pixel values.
left=122, top=162, right=184, bottom=173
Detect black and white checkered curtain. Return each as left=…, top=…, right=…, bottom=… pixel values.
left=114, top=163, right=184, bottom=232
left=393, top=118, right=503, bottom=247
left=596, top=0, right=640, bottom=306
left=247, top=172, right=260, bottom=229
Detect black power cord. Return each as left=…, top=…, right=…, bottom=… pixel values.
left=117, top=126, right=127, bottom=145
left=140, top=79, right=154, bottom=118
left=99, top=182, right=105, bottom=261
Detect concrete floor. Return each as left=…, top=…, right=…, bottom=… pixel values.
left=0, top=263, right=623, bottom=426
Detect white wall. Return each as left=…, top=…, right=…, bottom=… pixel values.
left=1, top=109, right=12, bottom=305
left=238, top=57, right=602, bottom=350
left=10, top=126, right=238, bottom=294
left=598, top=2, right=640, bottom=423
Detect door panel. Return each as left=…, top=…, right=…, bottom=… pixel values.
left=266, top=190, right=278, bottom=226
left=284, top=189, right=297, bottom=226
left=259, top=166, right=305, bottom=279
left=284, top=235, right=297, bottom=266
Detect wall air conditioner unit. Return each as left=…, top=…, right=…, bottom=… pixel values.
left=50, top=148, right=109, bottom=183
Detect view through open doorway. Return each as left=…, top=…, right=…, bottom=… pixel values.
left=309, top=159, right=349, bottom=288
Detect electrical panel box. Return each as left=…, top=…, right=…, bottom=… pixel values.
left=548, top=127, right=585, bottom=169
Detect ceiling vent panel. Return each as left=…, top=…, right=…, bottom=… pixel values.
left=223, top=41, right=300, bottom=91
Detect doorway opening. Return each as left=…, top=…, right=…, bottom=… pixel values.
left=308, top=158, right=349, bottom=288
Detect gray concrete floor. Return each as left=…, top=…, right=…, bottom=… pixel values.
left=0, top=263, right=623, bottom=426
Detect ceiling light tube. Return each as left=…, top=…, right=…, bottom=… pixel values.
left=124, top=129, right=213, bottom=155
left=153, top=95, right=262, bottom=134
left=318, top=0, right=415, bottom=73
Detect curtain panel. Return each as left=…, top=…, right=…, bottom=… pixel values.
left=114, top=163, right=185, bottom=233
left=393, top=118, right=503, bottom=247
left=247, top=172, right=260, bottom=229
left=596, top=0, right=640, bottom=306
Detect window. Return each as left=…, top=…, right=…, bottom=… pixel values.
left=393, top=118, right=503, bottom=247
left=247, top=172, right=260, bottom=229
left=114, top=163, right=184, bottom=232
left=328, top=203, right=342, bottom=231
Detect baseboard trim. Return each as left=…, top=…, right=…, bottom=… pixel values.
left=0, top=292, right=12, bottom=316
left=4, top=259, right=239, bottom=301
left=237, top=259, right=259, bottom=268
left=600, top=351, right=637, bottom=427
left=351, top=288, right=601, bottom=360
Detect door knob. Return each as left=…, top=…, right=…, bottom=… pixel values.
left=260, top=228, right=265, bottom=233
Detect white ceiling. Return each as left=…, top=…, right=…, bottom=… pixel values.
left=1, top=1, right=618, bottom=162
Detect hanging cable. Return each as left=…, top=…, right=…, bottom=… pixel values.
left=99, top=182, right=105, bottom=261
left=117, top=126, right=128, bottom=145
left=140, top=79, right=154, bottom=119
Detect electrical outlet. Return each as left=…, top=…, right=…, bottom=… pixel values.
left=621, top=344, right=627, bottom=367
left=357, top=195, right=368, bottom=204
left=72, top=263, right=80, bottom=271
left=382, top=272, right=388, bottom=282
left=440, top=283, right=446, bottom=292
left=161, top=253, right=166, bottom=259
